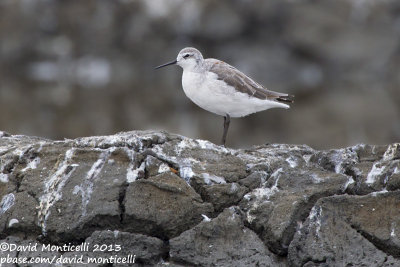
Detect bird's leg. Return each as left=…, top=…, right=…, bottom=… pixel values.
left=221, top=114, right=231, bottom=147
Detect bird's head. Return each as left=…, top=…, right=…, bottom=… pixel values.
left=155, top=47, right=204, bottom=71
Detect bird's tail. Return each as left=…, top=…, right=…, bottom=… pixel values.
left=277, top=94, right=294, bottom=103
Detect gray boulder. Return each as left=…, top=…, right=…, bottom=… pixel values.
left=288, top=192, right=400, bottom=266
left=170, top=207, right=286, bottom=267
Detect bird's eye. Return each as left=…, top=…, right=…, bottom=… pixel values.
left=183, top=54, right=190, bottom=59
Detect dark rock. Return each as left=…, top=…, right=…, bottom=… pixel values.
left=288, top=192, right=400, bottom=266
left=63, top=230, right=167, bottom=266
left=0, top=191, right=40, bottom=238
left=169, top=207, right=285, bottom=267
left=311, top=143, right=400, bottom=195
left=238, top=171, right=266, bottom=190
left=240, top=166, right=350, bottom=255
left=352, top=144, right=389, bottom=162
left=0, top=131, right=399, bottom=265
left=123, top=172, right=213, bottom=239
left=149, top=138, right=248, bottom=183
left=197, top=182, right=249, bottom=212
left=145, top=155, right=169, bottom=177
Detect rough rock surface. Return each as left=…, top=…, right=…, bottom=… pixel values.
left=0, top=130, right=399, bottom=266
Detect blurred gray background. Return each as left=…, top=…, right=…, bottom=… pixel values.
left=0, top=0, right=399, bottom=149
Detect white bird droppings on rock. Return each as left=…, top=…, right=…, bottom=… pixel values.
left=343, top=176, right=355, bottom=192
left=127, top=161, right=145, bottom=183
left=309, top=205, right=322, bottom=238
left=370, top=189, right=388, bottom=196
left=21, top=156, right=40, bottom=172
left=311, top=173, right=323, bottom=184
left=8, top=218, right=19, bottom=228
left=391, top=223, right=396, bottom=237
left=0, top=193, right=15, bottom=215
left=114, top=230, right=120, bottom=238
left=230, top=183, right=238, bottom=193
left=179, top=165, right=194, bottom=182
left=244, top=168, right=282, bottom=223
left=201, top=173, right=226, bottom=185
left=202, top=214, right=211, bottom=222
left=383, top=144, right=400, bottom=161
left=158, top=163, right=171, bottom=174
left=38, top=148, right=78, bottom=235
left=0, top=173, right=9, bottom=183
left=74, top=150, right=111, bottom=216
left=366, top=163, right=386, bottom=185
left=286, top=156, right=298, bottom=168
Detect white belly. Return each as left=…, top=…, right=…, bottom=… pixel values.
left=181, top=70, right=289, bottom=117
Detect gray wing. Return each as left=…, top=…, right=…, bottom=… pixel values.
left=206, top=59, right=294, bottom=103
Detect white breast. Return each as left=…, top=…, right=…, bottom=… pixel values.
left=181, top=70, right=289, bottom=118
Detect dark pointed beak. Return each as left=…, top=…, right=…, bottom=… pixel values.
left=154, top=60, right=177, bottom=69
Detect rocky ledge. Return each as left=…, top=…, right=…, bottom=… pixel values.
left=0, top=130, right=399, bottom=266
